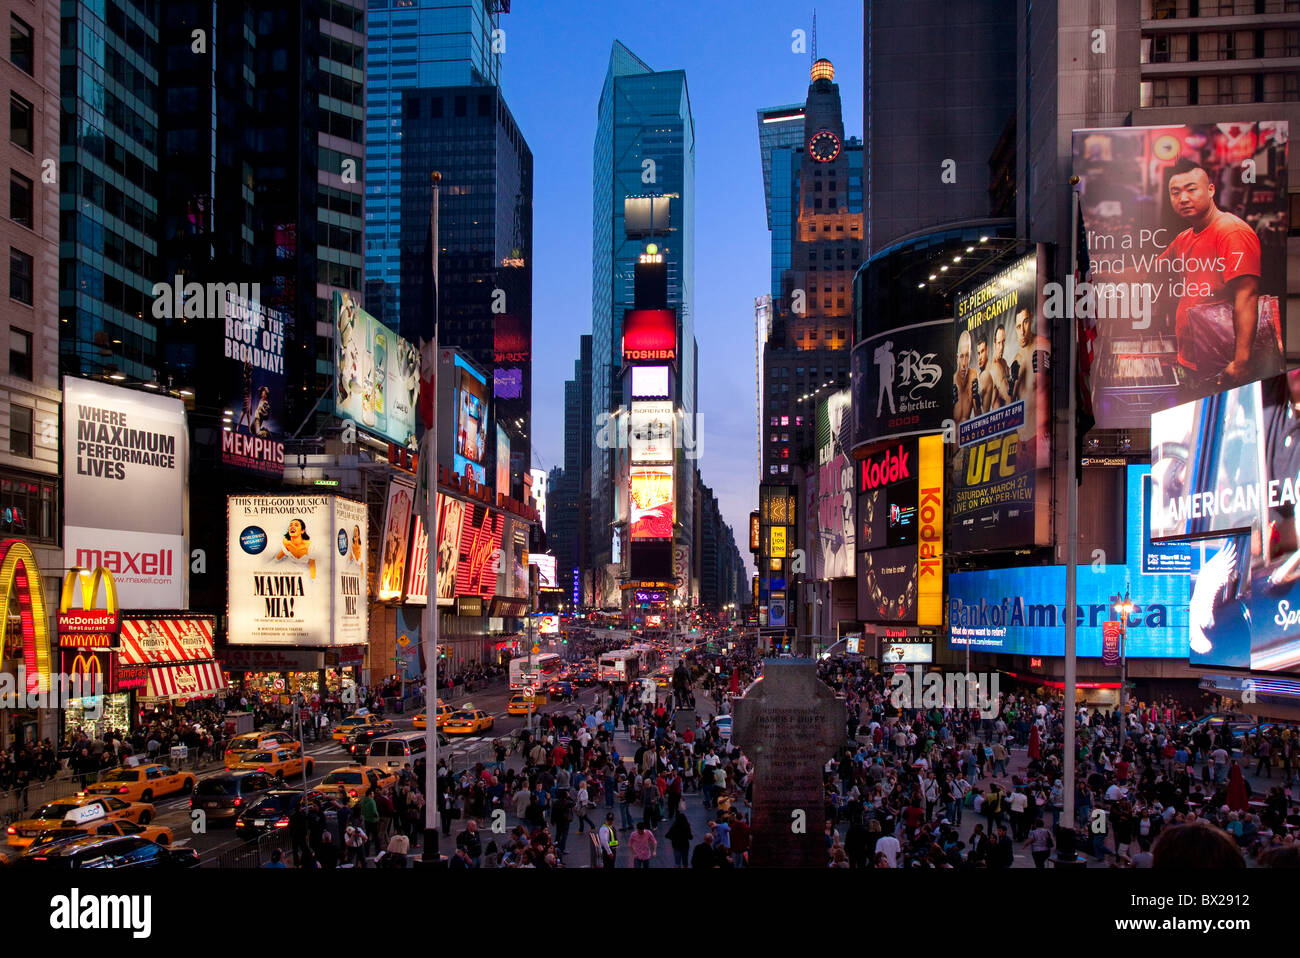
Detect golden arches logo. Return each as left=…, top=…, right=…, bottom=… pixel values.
left=67, top=652, right=104, bottom=695
left=0, top=539, right=52, bottom=694
left=60, top=566, right=119, bottom=618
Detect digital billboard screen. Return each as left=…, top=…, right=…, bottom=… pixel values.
left=622, top=309, right=677, bottom=363
left=629, top=401, right=674, bottom=463
left=814, top=390, right=854, bottom=579
left=1154, top=369, right=1300, bottom=672
left=632, top=365, right=670, bottom=398
left=222, top=291, right=285, bottom=477
left=1073, top=122, right=1289, bottom=429
left=630, top=466, right=674, bottom=540
left=948, top=466, right=1189, bottom=657
left=453, top=355, right=489, bottom=484
left=951, top=251, right=1051, bottom=552
left=332, top=291, right=419, bottom=449
left=377, top=480, right=414, bottom=601
left=853, top=319, right=952, bottom=449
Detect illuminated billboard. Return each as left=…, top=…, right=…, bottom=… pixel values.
left=453, top=503, right=505, bottom=600
left=227, top=495, right=367, bottom=646
left=629, top=401, right=674, bottom=463
left=377, top=480, right=414, bottom=601
left=222, top=291, right=285, bottom=477
left=1153, top=369, right=1300, bottom=672
left=622, top=309, right=677, bottom=363
left=450, top=354, right=489, bottom=484
left=631, top=365, right=670, bottom=398
left=496, top=425, right=511, bottom=501
left=333, top=291, right=419, bottom=449
left=853, top=319, right=953, bottom=450
left=533, top=554, right=557, bottom=588
left=1073, top=122, right=1289, bottom=428
left=951, top=251, right=1051, bottom=552
left=814, top=389, right=854, bottom=579
left=630, top=466, right=674, bottom=540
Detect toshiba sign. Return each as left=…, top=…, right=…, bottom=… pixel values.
left=622, top=309, right=677, bottom=363
left=860, top=444, right=911, bottom=491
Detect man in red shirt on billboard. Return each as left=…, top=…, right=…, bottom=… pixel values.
left=1156, top=157, right=1261, bottom=394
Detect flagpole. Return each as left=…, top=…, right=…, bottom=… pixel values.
left=1061, top=178, right=1081, bottom=855
left=422, top=170, right=441, bottom=859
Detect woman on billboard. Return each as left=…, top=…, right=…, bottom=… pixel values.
left=274, top=518, right=316, bottom=579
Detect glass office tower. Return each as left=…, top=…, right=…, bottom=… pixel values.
left=58, top=0, right=161, bottom=381
left=591, top=40, right=695, bottom=575
left=365, top=0, right=506, bottom=327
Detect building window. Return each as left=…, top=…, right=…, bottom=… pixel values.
left=9, top=171, right=31, bottom=228
left=0, top=474, right=56, bottom=541
left=9, top=326, right=30, bottom=379
left=9, top=93, right=32, bottom=152
left=9, top=248, right=31, bottom=304
left=9, top=15, right=32, bottom=75
left=9, top=404, right=31, bottom=456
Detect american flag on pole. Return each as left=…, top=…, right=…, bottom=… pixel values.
left=1074, top=190, right=1096, bottom=483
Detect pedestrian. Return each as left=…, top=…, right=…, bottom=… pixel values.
left=1025, top=817, right=1054, bottom=868
left=597, top=813, right=618, bottom=869
left=628, top=820, right=657, bottom=868
left=665, top=805, right=693, bottom=867
left=344, top=815, right=368, bottom=867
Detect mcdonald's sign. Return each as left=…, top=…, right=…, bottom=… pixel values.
left=0, top=539, right=52, bottom=694
left=58, top=566, right=119, bottom=639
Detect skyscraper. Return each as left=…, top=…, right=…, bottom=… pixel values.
left=398, top=83, right=532, bottom=498
left=58, top=0, right=161, bottom=382
left=591, top=40, right=695, bottom=577
left=364, top=0, right=507, bottom=327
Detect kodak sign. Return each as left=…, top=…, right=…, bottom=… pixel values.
left=916, top=435, right=944, bottom=626
left=58, top=566, right=120, bottom=647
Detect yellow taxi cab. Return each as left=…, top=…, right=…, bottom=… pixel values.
left=443, top=707, right=494, bottom=735
left=6, top=795, right=156, bottom=849
left=224, top=731, right=302, bottom=767
left=316, top=765, right=397, bottom=804
left=228, top=748, right=315, bottom=780
left=413, top=701, right=452, bottom=731
left=332, top=713, right=386, bottom=742
left=80, top=763, right=195, bottom=803
left=507, top=692, right=547, bottom=716
left=23, top=802, right=174, bottom=856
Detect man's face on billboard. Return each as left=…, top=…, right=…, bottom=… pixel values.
left=1168, top=168, right=1215, bottom=221
left=977, top=340, right=988, bottom=371
left=993, top=326, right=1006, bottom=361
left=957, top=335, right=971, bottom=375
left=1016, top=310, right=1032, bottom=347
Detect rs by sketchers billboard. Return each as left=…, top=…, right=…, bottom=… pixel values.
left=948, top=466, right=1189, bottom=658
left=63, top=378, right=189, bottom=608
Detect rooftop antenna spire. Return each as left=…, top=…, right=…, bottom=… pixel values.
left=811, top=9, right=817, bottom=64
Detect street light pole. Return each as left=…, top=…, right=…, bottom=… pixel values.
left=1115, top=590, right=1133, bottom=735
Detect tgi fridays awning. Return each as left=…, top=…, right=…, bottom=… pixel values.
left=144, top=660, right=227, bottom=702
left=119, top=616, right=215, bottom=664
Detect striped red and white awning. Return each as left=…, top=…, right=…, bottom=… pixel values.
left=120, top=617, right=215, bottom=665
left=143, top=660, right=227, bottom=701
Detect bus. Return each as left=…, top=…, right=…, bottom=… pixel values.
left=509, top=653, right=562, bottom=690
left=597, top=649, right=640, bottom=685
left=630, top=643, right=660, bottom=673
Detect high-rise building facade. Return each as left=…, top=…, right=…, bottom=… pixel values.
left=591, top=41, right=695, bottom=575
left=364, top=0, right=506, bottom=327
left=58, top=0, right=161, bottom=382
left=760, top=60, right=863, bottom=479
left=398, top=83, right=532, bottom=498
left=2, top=0, right=60, bottom=585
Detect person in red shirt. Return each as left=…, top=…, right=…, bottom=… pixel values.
left=1156, top=157, right=1261, bottom=392
left=551, top=743, right=567, bottom=769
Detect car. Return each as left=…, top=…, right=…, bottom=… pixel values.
left=6, top=795, right=156, bottom=849
left=342, top=719, right=396, bottom=747
left=79, top=763, right=195, bottom=803
left=507, top=692, right=547, bottom=716
left=544, top=681, right=575, bottom=701
left=332, top=713, right=385, bottom=741
left=412, top=701, right=452, bottom=731
left=13, top=834, right=198, bottom=869
left=653, top=672, right=671, bottom=688
left=1176, top=712, right=1268, bottom=741
left=348, top=723, right=400, bottom=758
left=714, top=715, right=733, bottom=743
left=572, top=671, right=596, bottom=688
left=189, top=771, right=277, bottom=822
left=234, top=789, right=321, bottom=839
left=224, top=731, right=302, bottom=767
left=228, top=748, right=315, bottom=781
left=23, top=803, right=174, bottom=856
left=313, top=766, right=397, bottom=806
left=442, top=708, right=494, bottom=735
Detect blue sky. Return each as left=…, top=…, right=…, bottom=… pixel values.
left=500, top=1, right=864, bottom=577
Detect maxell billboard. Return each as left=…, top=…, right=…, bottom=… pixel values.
left=1073, top=122, right=1288, bottom=428
left=227, top=495, right=368, bottom=646
left=63, top=379, right=188, bottom=608
left=950, top=251, right=1051, bottom=552
left=852, top=319, right=952, bottom=450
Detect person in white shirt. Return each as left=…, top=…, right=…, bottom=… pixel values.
left=1105, top=782, right=1126, bottom=803
left=875, top=833, right=900, bottom=868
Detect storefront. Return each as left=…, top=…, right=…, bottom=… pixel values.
left=118, top=615, right=227, bottom=716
